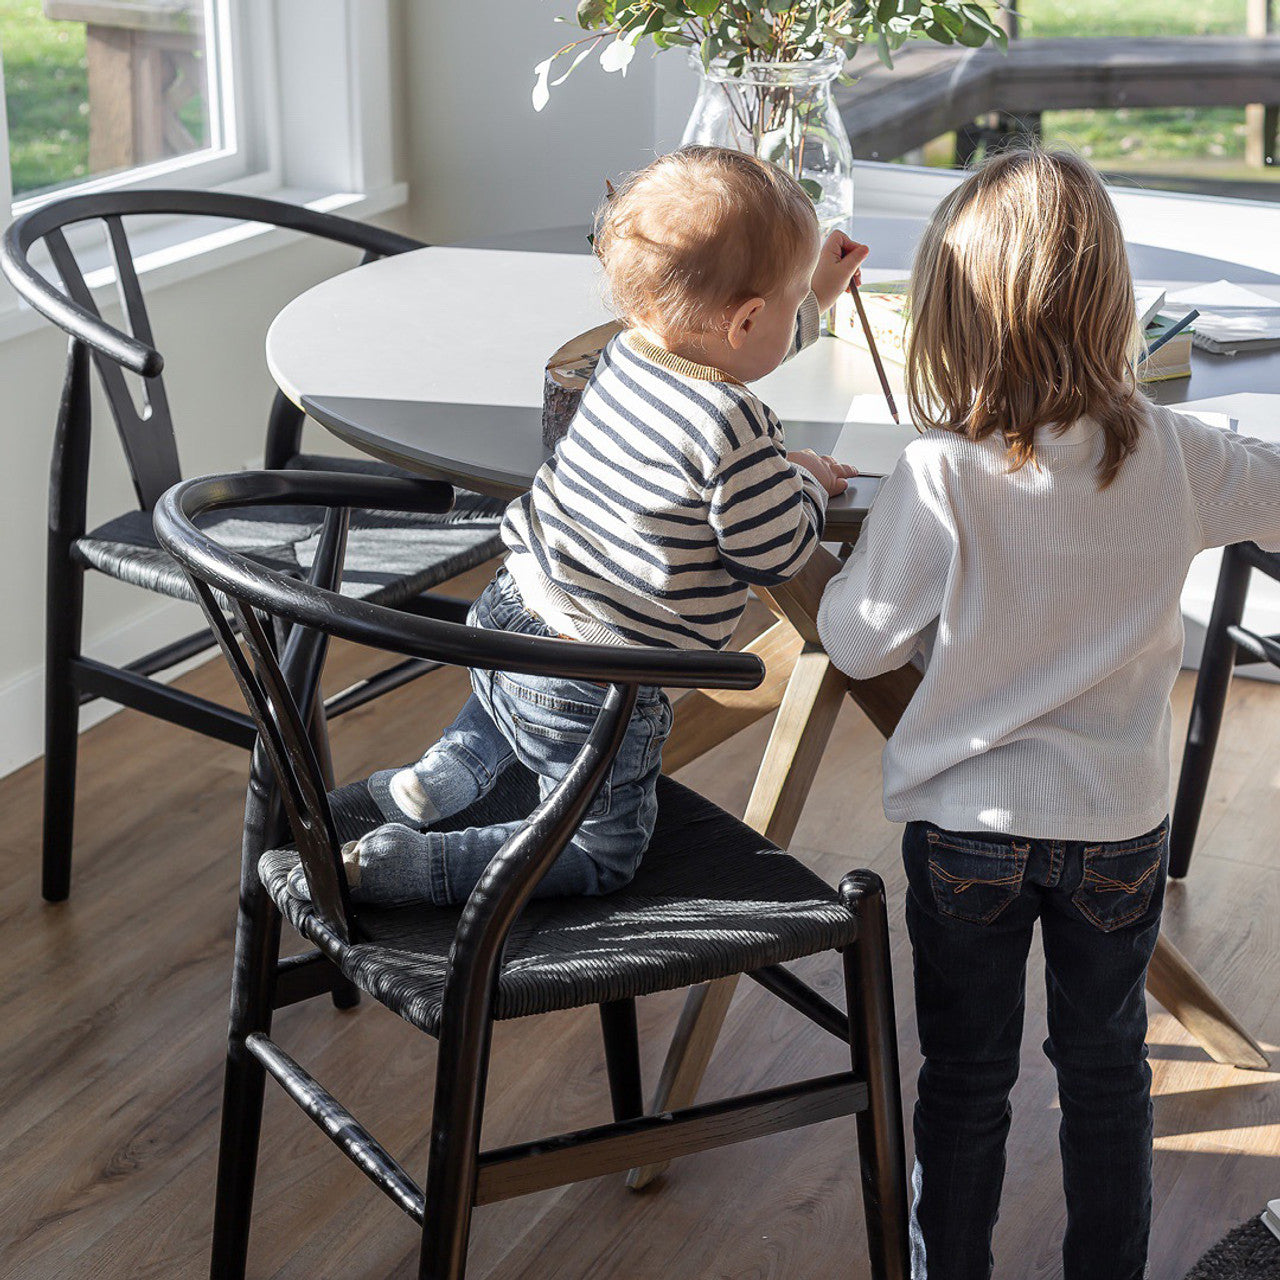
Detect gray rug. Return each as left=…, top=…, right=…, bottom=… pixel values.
left=1184, top=1217, right=1280, bottom=1279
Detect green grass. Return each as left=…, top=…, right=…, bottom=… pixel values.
left=1, top=1, right=90, bottom=196
left=2, top=0, right=210, bottom=199
left=1015, top=0, right=1247, bottom=39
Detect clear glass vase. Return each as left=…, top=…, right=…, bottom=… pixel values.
left=680, top=48, right=854, bottom=234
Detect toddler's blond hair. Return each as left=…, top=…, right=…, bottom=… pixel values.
left=594, top=146, right=818, bottom=339
left=907, top=146, right=1145, bottom=489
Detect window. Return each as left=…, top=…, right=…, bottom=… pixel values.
left=0, top=0, right=273, bottom=209
left=0, top=0, right=404, bottom=340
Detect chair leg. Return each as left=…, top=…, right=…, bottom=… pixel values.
left=1171, top=546, right=1251, bottom=879
left=841, top=871, right=910, bottom=1280
left=210, top=779, right=285, bottom=1280
left=418, top=1011, right=496, bottom=1280
left=42, top=551, right=85, bottom=902
left=599, top=998, right=644, bottom=1122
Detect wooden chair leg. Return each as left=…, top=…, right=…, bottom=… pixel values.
left=42, top=552, right=84, bottom=903
left=1170, top=546, right=1251, bottom=879
left=629, top=648, right=849, bottom=1189
left=842, top=871, right=910, bottom=1280
left=210, top=777, right=285, bottom=1280
left=600, top=999, right=644, bottom=1122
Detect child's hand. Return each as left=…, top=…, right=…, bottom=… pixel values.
left=811, top=231, right=870, bottom=315
left=788, top=449, right=859, bottom=497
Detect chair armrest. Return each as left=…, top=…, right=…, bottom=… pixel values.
left=1, top=218, right=161, bottom=376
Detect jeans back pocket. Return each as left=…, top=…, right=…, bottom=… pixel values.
left=1071, top=824, right=1167, bottom=932
left=925, top=829, right=1029, bottom=926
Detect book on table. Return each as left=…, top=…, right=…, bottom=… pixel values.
left=1164, top=280, right=1280, bottom=356
left=1141, top=312, right=1194, bottom=383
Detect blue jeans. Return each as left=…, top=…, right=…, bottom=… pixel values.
left=902, top=818, right=1168, bottom=1280
left=356, top=569, right=672, bottom=906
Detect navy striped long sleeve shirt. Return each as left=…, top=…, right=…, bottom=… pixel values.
left=502, top=297, right=827, bottom=650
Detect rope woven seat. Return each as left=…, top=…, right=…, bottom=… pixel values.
left=259, top=769, right=860, bottom=1037
left=75, top=459, right=504, bottom=609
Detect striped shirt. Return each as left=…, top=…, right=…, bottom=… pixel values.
left=502, top=294, right=826, bottom=650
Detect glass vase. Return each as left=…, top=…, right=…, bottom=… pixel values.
left=680, top=48, right=854, bottom=234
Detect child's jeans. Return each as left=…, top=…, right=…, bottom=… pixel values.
left=902, top=818, right=1168, bottom=1280
left=358, top=568, right=672, bottom=906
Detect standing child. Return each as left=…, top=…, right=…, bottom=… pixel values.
left=817, top=146, right=1280, bottom=1280
left=331, top=145, right=867, bottom=908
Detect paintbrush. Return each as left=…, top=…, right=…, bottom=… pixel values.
left=848, top=280, right=900, bottom=425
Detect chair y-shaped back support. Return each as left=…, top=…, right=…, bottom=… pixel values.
left=5, top=191, right=424, bottom=510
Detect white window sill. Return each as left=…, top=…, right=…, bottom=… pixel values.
left=0, top=180, right=409, bottom=347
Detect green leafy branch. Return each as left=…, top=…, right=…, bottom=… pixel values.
left=533, top=1, right=1008, bottom=110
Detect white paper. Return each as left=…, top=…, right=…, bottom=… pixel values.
left=1163, top=279, right=1280, bottom=345
left=834, top=394, right=922, bottom=475
left=1178, top=392, right=1280, bottom=439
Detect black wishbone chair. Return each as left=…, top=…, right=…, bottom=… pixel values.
left=155, top=468, right=911, bottom=1280
left=1, top=190, right=505, bottom=902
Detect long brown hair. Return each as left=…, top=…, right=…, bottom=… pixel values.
left=906, top=146, right=1145, bottom=488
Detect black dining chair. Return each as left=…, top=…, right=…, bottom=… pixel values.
left=155, top=467, right=912, bottom=1280
left=1171, top=541, right=1280, bottom=878
left=1, top=190, right=506, bottom=902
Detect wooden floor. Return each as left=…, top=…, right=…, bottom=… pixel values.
left=2, top=562, right=1277, bottom=1279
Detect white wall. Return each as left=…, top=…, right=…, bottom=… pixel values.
left=403, top=1, right=660, bottom=243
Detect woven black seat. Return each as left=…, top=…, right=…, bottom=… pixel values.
left=75, top=487, right=503, bottom=608
left=262, top=771, right=859, bottom=1036
left=0, top=189, right=509, bottom=901
left=155, top=469, right=911, bottom=1280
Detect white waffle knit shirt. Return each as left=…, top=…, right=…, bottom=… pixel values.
left=817, top=402, right=1280, bottom=841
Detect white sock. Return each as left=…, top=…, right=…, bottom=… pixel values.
left=388, top=767, right=441, bottom=824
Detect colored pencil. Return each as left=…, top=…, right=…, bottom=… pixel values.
left=1141, top=307, right=1200, bottom=361
left=849, top=281, right=900, bottom=424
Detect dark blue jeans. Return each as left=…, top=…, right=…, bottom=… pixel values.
left=902, top=818, right=1168, bottom=1280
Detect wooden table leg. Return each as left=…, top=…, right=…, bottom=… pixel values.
left=663, top=620, right=803, bottom=774
left=628, top=647, right=850, bottom=1189
left=1148, top=933, right=1269, bottom=1069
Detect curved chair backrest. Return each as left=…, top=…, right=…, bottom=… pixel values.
left=1, top=190, right=424, bottom=510
left=155, top=469, right=765, bottom=943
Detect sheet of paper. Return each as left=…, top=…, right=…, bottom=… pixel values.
left=833, top=395, right=922, bottom=475
left=1178, top=392, right=1280, bottom=439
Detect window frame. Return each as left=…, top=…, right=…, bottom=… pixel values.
left=5, top=0, right=276, bottom=214
left=0, top=0, right=404, bottom=342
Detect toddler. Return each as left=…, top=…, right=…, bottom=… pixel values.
left=817, top=146, right=1280, bottom=1280
left=338, top=145, right=866, bottom=907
